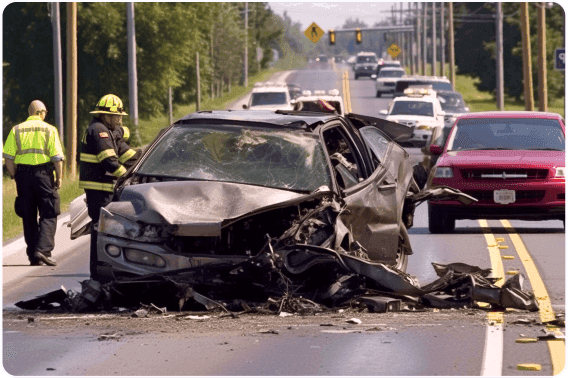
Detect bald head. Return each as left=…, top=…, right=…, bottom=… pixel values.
left=28, top=100, right=47, bottom=119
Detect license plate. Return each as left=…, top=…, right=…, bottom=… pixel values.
left=494, top=189, right=515, bottom=204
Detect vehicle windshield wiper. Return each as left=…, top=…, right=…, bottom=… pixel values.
left=452, top=147, right=515, bottom=151
left=524, top=147, right=565, bottom=151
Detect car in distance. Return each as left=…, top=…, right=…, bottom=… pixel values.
left=243, top=82, right=294, bottom=111
left=373, top=67, right=406, bottom=97
left=394, top=76, right=452, bottom=98
left=292, top=89, right=345, bottom=116
left=89, top=110, right=429, bottom=280
left=380, top=87, right=446, bottom=147
left=427, top=111, right=565, bottom=233
left=436, top=90, right=469, bottom=127
left=374, top=60, right=402, bottom=77
left=353, top=52, right=379, bottom=80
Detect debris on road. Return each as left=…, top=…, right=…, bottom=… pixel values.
left=517, top=363, right=542, bottom=371
left=346, top=318, right=362, bottom=324
left=98, top=333, right=121, bottom=341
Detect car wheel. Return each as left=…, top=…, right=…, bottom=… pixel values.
left=354, top=75, right=359, bottom=80
left=376, top=91, right=382, bottom=98
left=428, top=203, right=455, bottom=234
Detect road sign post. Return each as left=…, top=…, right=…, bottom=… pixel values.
left=555, top=48, right=565, bottom=71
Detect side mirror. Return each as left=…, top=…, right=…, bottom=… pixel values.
left=429, top=145, right=443, bottom=155
left=379, top=110, right=388, bottom=115
left=242, top=104, right=248, bottom=109
left=371, top=74, right=377, bottom=79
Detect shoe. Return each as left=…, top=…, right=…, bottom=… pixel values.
left=30, top=260, right=45, bottom=266
left=34, top=253, right=57, bottom=266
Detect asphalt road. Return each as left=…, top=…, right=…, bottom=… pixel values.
left=3, top=63, right=565, bottom=376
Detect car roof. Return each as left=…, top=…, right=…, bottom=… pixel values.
left=380, top=67, right=405, bottom=71
left=456, top=111, right=563, bottom=119
left=177, top=110, right=339, bottom=129
left=399, top=75, right=450, bottom=82
left=394, top=96, right=438, bottom=103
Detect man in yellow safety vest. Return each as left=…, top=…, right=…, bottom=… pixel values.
left=3, top=100, right=64, bottom=266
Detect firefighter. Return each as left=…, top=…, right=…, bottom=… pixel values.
left=3, top=100, right=64, bottom=266
left=79, top=94, right=139, bottom=278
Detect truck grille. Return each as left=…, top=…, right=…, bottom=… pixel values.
left=461, top=169, right=549, bottom=181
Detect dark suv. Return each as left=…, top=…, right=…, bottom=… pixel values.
left=354, top=53, right=378, bottom=80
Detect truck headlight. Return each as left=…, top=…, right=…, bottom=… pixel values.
left=434, top=167, right=454, bottom=178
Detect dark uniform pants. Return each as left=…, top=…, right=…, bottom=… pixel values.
left=14, top=164, right=60, bottom=263
left=85, top=189, right=113, bottom=276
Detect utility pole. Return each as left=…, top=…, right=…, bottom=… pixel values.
left=422, top=2, right=427, bottom=75
left=126, top=3, right=141, bottom=146
left=432, top=2, right=437, bottom=76
left=210, top=22, right=214, bottom=99
left=449, top=2, right=455, bottom=90
left=496, top=2, right=505, bottom=110
left=168, top=87, right=173, bottom=125
left=65, top=2, right=77, bottom=178
left=409, top=2, right=415, bottom=74
left=400, top=2, right=405, bottom=67
left=520, top=2, right=534, bottom=110
left=440, top=3, right=445, bottom=76
left=415, top=2, right=421, bottom=74
left=243, top=2, right=248, bottom=87
left=50, top=3, right=63, bottom=144
left=196, top=52, right=201, bottom=111
left=537, top=2, right=548, bottom=111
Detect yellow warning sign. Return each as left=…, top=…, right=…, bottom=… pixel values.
left=388, top=44, right=401, bottom=58
left=304, top=22, right=324, bottom=43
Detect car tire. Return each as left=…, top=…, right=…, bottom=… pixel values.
left=376, top=91, right=382, bottom=98
left=428, top=203, right=455, bottom=234
left=354, top=74, right=359, bottom=80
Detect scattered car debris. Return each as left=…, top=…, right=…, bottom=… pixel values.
left=131, top=309, right=149, bottom=318
left=537, top=329, right=565, bottom=340
left=184, top=315, right=211, bottom=320
left=98, top=333, right=121, bottom=341
left=258, top=329, right=279, bottom=334
left=346, top=318, right=362, bottom=324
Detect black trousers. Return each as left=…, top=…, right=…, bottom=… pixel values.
left=85, top=189, right=113, bottom=276
left=14, top=163, right=60, bottom=263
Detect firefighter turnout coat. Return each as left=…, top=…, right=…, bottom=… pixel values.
left=79, top=117, right=132, bottom=192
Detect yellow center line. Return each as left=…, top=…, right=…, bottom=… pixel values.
left=478, top=220, right=505, bottom=287
left=500, top=220, right=565, bottom=376
left=342, top=70, right=352, bottom=114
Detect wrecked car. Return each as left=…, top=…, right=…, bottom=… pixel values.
left=68, top=110, right=474, bottom=284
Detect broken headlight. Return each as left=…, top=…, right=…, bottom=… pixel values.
left=98, top=209, right=163, bottom=242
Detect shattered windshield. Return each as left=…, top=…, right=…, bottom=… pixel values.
left=137, top=125, right=332, bottom=192
left=250, top=92, right=287, bottom=106
left=448, top=118, right=565, bottom=151
left=390, top=101, right=434, bottom=117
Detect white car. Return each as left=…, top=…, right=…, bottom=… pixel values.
left=243, top=82, right=294, bottom=111
left=380, top=87, right=445, bottom=147
left=373, top=67, right=406, bottom=97
left=291, top=89, right=344, bottom=116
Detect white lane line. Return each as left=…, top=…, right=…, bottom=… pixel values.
left=2, top=214, right=70, bottom=258
left=481, top=321, right=504, bottom=376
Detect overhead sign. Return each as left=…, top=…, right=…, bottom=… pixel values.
left=555, top=48, right=565, bottom=71
left=387, top=44, right=401, bottom=58
left=304, top=22, right=324, bottom=44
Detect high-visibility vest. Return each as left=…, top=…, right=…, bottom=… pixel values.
left=2, top=116, right=64, bottom=165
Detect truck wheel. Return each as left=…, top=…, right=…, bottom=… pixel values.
left=376, top=91, right=382, bottom=98
left=354, top=74, right=359, bottom=80
left=428, top=203, right=455, bottom=233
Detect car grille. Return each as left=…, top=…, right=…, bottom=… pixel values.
left=463, top=190, right=546, bottom=203
left=461, top=169, right=549, bottom=181
left=383, top=82, right=395, bottom=87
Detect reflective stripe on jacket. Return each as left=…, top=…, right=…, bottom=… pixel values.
left=2, top=116, right=64, bottom=165
left=79, top=117, right=127, bottom=193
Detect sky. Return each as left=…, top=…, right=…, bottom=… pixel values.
left=268, top=2, right=397, bottom=32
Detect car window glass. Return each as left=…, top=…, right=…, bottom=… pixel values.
left=359, top=127, right=389, bottom=163
left=432, top=82, right=453, bottom=91
left=137, top=125, right=332, bottom=192
left=357, top=56, right=375, bottom=63
left=251, top=92, right=287, bottom=106
left=438, top=93, right=466, bottom=112
left=379, top=70, right=405, bottom=78
left=322, top=127, right=363, bottom=190
left=390, top=101, right=434, bottom=117
left=448, top=118, right=565, bottom=151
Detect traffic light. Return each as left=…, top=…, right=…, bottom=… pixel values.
left=329, top=30, right=335, bottom=46
left=355, top=28, right=362, bottom=45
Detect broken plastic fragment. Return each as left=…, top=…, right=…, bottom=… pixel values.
left=346, top=318, right=362, bottom=324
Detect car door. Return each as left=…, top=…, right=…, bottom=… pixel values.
left=319, top=123, right=401, bottom=265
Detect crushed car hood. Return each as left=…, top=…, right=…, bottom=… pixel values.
left=107, top=181, right=324, bottom=236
